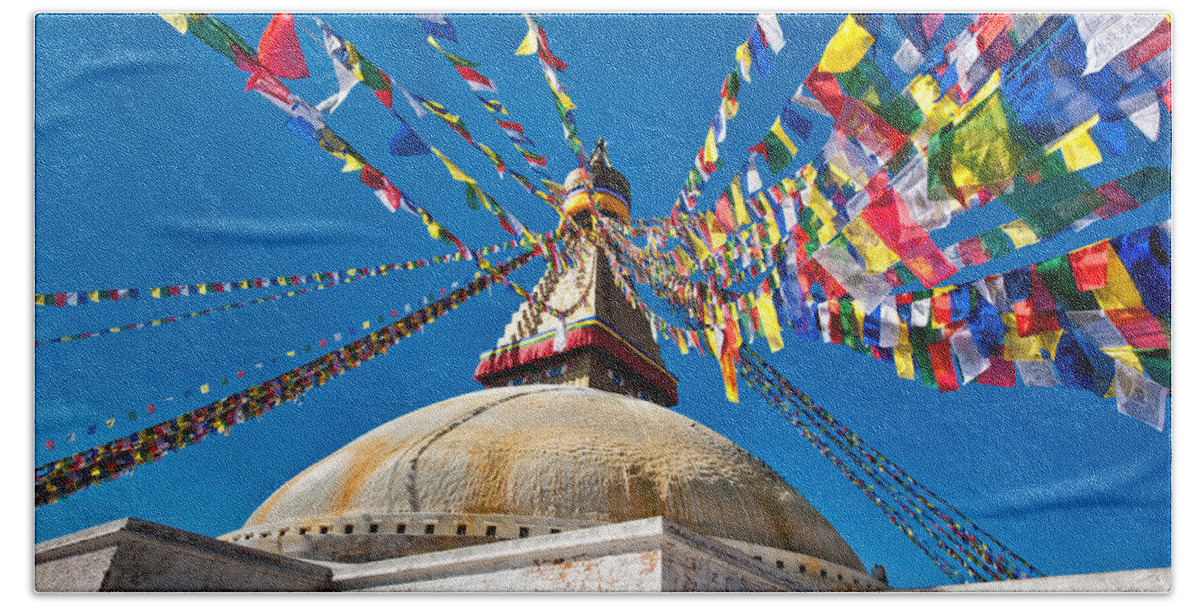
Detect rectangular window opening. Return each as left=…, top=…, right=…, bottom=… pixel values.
left=396, top=524, right=407, bottom=534
left=485, top=525, right=497, bottom=537
left=518, top=527, right=530, bottom=538
left=368, top=523, right=379, bottom=534
left=456, top=524, right=468, bottom=536
left=344, top=524, right=354, bottom=534
left=424, top=523, right=436, bottom=535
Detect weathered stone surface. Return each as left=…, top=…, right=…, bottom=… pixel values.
left=229, top=385, right=865, bottom=572
left=35, top=518, right=331, bottom=592
left=916, top=568, right=1171, bottom=593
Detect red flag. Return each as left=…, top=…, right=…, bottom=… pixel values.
left=932, top=293, right=952, bottom=326
left=976, top=355, right=1015, bottom=387
left=257, top=14, right=310, bottom=79
left=1106, top=308, right=1169, bottom=349
left=715, top=193, right=737, bottom=233
left=1094, top=182, right=1139, bottom=219
left=1125, top=18, right=1170, bottom=70
left=373, top=71, right=394, bottom=109
left=454, top=66, right=498, bottom=93
left=826, top=301, right=843, bottom=344
left=1069, top=242, right=1110, bottom=291
left=929, top=338, right=961, bottom=392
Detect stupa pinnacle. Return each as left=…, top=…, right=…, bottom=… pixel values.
left=474, top=140, right=678, bottom=406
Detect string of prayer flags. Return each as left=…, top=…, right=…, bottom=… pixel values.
left=166, top=15, right=573, bottom=321
left=738, top=347, right=1042, bottom=583
left=41, top=268, right=490, bottom=453
left=672, top=14, right=783, bottom=212
left=735, top=14, right=786, bottom=81
left=312, top=18, right=423, bottom=115
left=34, top=252, right=538, bottom=505
left=36, top=272, right=374, bottom=348
left=34, top=233, right=549, bottom=308
left=516, top=14, right=586, bottom=162
left=419, top=28, right=560, bottom=196
left=803, top=225, right=1170, bottom=428
left=514, top=13, right=568, bottom=72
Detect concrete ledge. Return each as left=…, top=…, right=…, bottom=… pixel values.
left=36, top=518, right=332, bottom=592
left=912, top=568, right=1171, bottom=593
left=329, top=516, right=877, bottom=592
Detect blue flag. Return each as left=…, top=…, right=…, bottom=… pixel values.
left=416, top=14, right=457, bottom=43
left=779, top=105, right=813, bottom=141
left=390, top=119, right=432, bottom=156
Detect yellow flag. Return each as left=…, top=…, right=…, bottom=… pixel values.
left=706, top=212, right=727, bottom=249
left=197, top=284, right=207, bottom=295
left=1048, top=115, right=1102, bottom=173
left=805, top=186, right=838, bottom=229
left=1001, top=314, right=1043, bottom=361
left=555, top=89, right=577, bottom=112
left=1102, top=345, right=1144, bottom=372
left=704, top=127, right=719, bottom=164
left=756, top=291, right=785, bottom=353
left=818, top=15, right=875, bottom=73
left=200, top=384, right=209, bottom=394
left=1060, top=132, right=1103, bottom=172
left=151, top=287, right=161, bottom=298
left=1093, top=243, right=1146, bottom=310
left=843, top=218, right=901, bottom=274
left=894, top=324, right=915, bottom=380
left=431, top=147, right=477, bottom=184
left=341, top=154, right=365, bottom=173
left=159, top=13, right=188, bottom=34
left=1037, top=329, right=1064, bottom=360
left=514, top=25, right=538, bottom=55
left=735, top=41, right=753, bottom=81
left=88, top=291, right=100, bottom=303
left=731, top=178, right=750, bottom=226
left=1000, top=219, right=1040, bottom=249
left=769, top=118, right=798, bottom=156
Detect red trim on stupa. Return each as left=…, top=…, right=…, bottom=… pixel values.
left=475, top=321, right=678, bottom=404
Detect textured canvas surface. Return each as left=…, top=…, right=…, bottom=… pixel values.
left=33, top=12, right=1171, bottom=592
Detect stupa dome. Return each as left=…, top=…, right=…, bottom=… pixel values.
left=222, top=385, right=865, bottom=572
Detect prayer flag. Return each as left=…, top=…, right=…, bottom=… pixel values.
left=819, top=15, right=875, bottom=73
left=416, top=14, right=458, bottom=42
left=431, top=147, right=476, bottom=184
left=256, top=14, right=309, bottom=79
left=389, top=118, right=431, bottom=156
left=756, top=13, right=786, bottom=53
left=779, top=105, right=813, bottom=141
left=749, top=118, right=798, bottom=173
left=454, top=66, right=498, bottom=93
left=160, top=13, right=188, bottom=34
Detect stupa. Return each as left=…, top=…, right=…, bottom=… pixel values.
left=36, top=141, right=887, bottom=592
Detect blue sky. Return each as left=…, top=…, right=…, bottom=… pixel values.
left=33, top=13, right=1170, bottom=589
